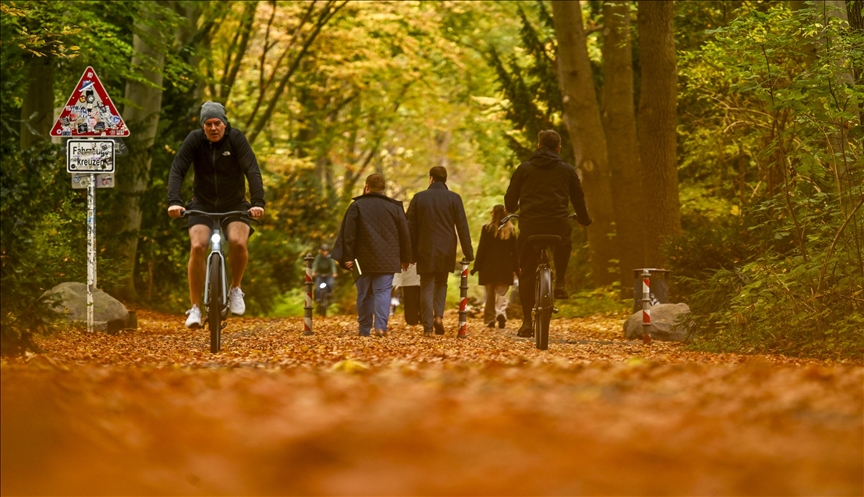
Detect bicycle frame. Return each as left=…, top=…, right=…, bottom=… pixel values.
left=534, top=247, right=555, bottom=313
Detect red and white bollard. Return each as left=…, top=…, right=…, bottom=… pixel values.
left=457, top=258, right=469, bottom=339
left=641, top=268, right=652, bottom=344
left=303, top=254, right=314, bottom=336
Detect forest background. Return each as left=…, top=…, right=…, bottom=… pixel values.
left=1, top=0, right=862, bottom=360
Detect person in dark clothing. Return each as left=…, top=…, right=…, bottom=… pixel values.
left=504, top=130, right=591, bottom=337
left=312, top=244, right=338, bottom=300
left=407, top=166, right=474, bottom=337
left=167, top=101, right=265, bottom=328
left=332, top=174, right=412, bottom=337
left=472, top=205, right=519, bottom=329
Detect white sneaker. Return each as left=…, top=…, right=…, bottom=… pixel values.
left=228, top=287, right=246, bottom=315
left=185, top=305, right=202, bottom=328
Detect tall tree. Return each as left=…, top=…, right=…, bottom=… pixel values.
left=110, top=5, right=171, bottom=301
left=848, top=0, right=864, bottom=125
left=19, top=53, right=53, bottom=150
left=601, top=0, right=643, bottom=294
left=637, top=0, right=681, bottom=268
left=551, top=0, right=618, bottom=286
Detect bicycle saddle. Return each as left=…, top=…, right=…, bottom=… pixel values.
left=525, top=234, right=562, bottom=247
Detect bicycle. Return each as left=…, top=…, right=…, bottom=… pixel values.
left=180, top=209, right=253, bottom=353
left=500, top=213, right=578, bottom=350
left=314, top=277, right=333, bottom=316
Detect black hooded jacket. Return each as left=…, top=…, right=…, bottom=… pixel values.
left=504, top=148, right=591, bottom=232
left=167, top=126, right=265, bottom=210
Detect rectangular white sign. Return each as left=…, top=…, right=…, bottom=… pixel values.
left=66, top=139, right=115, bottom=173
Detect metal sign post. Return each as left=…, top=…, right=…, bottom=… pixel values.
left=86, top=175, right=97, bottom=332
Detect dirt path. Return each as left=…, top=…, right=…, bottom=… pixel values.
left=2, top=311, right=862, bottom=495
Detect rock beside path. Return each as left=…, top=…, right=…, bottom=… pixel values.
left=42, top=282, right=129, bottom=333
left=624, top=303, right=691, bottom=341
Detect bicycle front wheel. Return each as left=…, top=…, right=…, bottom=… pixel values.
left=208, top=256, right=222, bottom=353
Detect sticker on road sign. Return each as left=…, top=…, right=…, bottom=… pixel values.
left=51, top=66, right=130, bottom=137
left=67, top=139, right=115, bottom=173
left=71, top=173, right=114, bottom=189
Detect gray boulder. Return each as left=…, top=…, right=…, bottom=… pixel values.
left=42, top=282, right=129, bottom=333
left=624, top=303, right=691, bottom=341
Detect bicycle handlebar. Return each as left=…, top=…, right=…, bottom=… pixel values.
left=181, top=209, right=252, bottom=219
left=498, top=214, right=518, bottom=229
left=498, top=213, right=580, bottom=230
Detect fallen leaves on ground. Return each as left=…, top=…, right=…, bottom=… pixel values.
left=1, top=310, right=862, bottom=495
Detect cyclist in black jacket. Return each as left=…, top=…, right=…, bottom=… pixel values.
left=167, top=102, right=265, bottom=328
left=504, top=130, right=591, bottom=337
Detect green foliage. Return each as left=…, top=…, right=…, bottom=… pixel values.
left=672, top=2, right=864, bottom=360
left=0, top=147, right=112, bottom=354
left=485, top=2, right=574, bottom=165
left=557, top=285, right=630, bottom=319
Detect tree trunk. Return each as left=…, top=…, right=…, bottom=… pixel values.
left=601, top=0, right=643, bottom=296
left=551, top=0, right=619, bottom=287
left=636, top=0, right=682, bottom=268
left=111, top=18, right=167, bottom=301
left=19, top=53, right=54, bottom=150
left=849, top=0, right=864, bottom=126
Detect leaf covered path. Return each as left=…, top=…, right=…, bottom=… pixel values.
left=2, top=311, right=862, bottom=495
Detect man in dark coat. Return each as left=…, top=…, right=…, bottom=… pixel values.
left=407, top=166, right=474, bottom=337
left=332, top=174, right=411, bottom=337
left=505, top=130, right=592, bottom=337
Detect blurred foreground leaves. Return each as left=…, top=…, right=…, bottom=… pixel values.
left=1, top=311, right=861, bottom=494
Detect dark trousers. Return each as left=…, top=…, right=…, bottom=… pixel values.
left=420, top=272, right=449, bottom=331
left=518, top=227, right=571, bottom=324
left=402, top=286, right=421, bottom=325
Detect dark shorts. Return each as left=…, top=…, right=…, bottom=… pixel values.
left=185, top=199, right=255, bottom=236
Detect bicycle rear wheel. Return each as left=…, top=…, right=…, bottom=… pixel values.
left=535, top=308, right=551, bottom=350
left=535, top=266, right=553, bottom=350
left=208, top=256, right=222, bottom=353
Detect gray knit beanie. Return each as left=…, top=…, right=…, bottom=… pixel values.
left=200, top=101, right=228, bottom=126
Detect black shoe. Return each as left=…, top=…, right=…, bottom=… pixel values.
left=423, top=330, right=433, bottom=337
left=487, top=321, right=496, bottom=328
left=497, top=315, right=506, bottom=329
left=433, top=317, right=445, bottom=335
left=517, top=322, right=533, bottom=337
left=554, top=287, right=569, bottom=300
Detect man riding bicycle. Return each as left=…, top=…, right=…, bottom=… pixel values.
left=312, top=244, right=338, bottom=301
left=504, top=130, right=591, bottom=338
left=167, top=101, right=265, bottom=328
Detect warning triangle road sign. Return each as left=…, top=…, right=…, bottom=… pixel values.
left=51, top=66, right=130, bottom=138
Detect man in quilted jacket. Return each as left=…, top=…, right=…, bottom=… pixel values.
left=332, top=174, right=412, bottom=337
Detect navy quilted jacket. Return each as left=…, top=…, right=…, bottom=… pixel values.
left=407, top=181, right=474, bottom=273
left=332, top=192, right=412, bottom=273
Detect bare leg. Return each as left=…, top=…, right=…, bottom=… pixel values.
left=226, top=221, right=251, bottom=288
left=188, top=224, right=211, bottom=307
